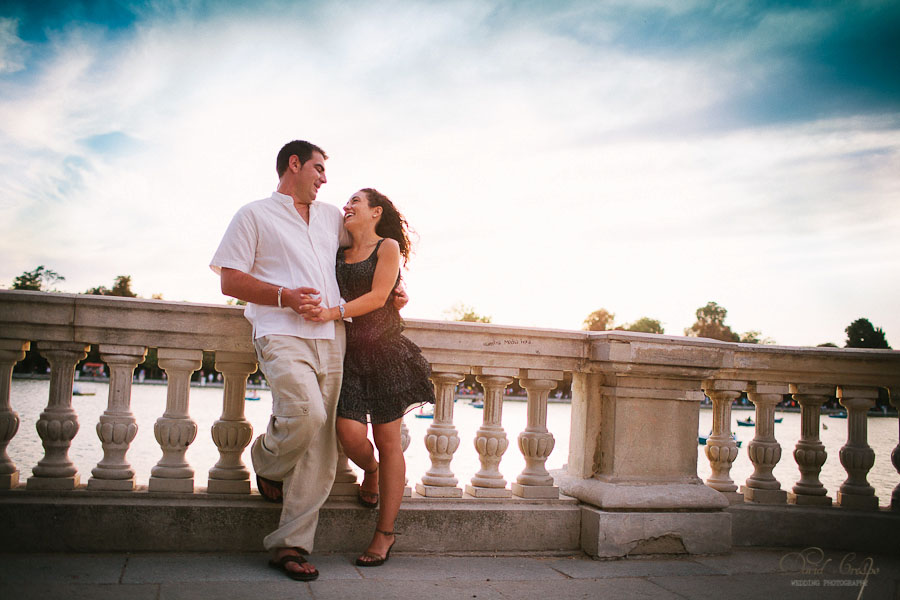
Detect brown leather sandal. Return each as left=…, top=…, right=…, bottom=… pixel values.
left=357, top=464, right=379, bottom=509
left=269, top=548, right=319, bottom=581
left=355, top=529, right=396, bottom=567
left=256, top=475, right=283, bottom=503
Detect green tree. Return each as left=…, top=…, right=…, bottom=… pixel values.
left=444, top=302, right=492, bottom=323
left=11, top=265, right=65, bottom=291
left=86, top=275, right=138, bottom=297
left=739, top=330, right=775, bottom=344
left=844, top=318, right=891, bottom=349
left=684, top=301, right=740, bottom=342
left=625, top=317, right=665, bottom=334
left=583, top=308, right=615, bottom=331
left=110, top=275, right=137, bottom=297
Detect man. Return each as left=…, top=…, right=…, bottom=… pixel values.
left=210, top=140, right=404, bottom=581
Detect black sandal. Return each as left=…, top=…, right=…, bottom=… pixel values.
left=269, top=549, right=319, bottom=581
left=357, top=464, right=379, bottom=509
left=355, top=529, right=396, bottom=567
left=256, top=475, right=283, bottom=503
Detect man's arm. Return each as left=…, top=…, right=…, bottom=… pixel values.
left=221, top=268, right=321, bottom=315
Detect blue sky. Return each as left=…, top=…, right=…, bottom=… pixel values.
left=1, top=0, right=898, bottom=346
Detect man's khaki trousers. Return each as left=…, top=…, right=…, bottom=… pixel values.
left=250, top=323, right=345, bottom=552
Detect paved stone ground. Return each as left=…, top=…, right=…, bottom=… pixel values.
left=1, top=547, right=898, bottom=600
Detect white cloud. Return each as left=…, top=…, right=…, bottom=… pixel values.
left=1, top=2, right=898, bottom=347
left=0, top=17, right=27, bottom=75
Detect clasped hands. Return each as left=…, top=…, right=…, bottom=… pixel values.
left=282, top=285, right=408, bottom=321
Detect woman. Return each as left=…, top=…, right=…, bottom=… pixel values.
left=309, top=188, right=435, bottom=566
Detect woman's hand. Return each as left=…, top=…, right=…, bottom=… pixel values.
left=283, top=287, right=321, bottom=316
left=304, top=305, right=338, bottom=322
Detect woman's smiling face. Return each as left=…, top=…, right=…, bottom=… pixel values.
left=343, top=190, right=380, bottom=226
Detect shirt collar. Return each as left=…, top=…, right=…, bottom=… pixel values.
left=272, top=191, right=317, bottom=212
left=272, top=191, right=293, bottom=205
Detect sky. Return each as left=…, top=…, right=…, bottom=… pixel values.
left=1, top=0, right=898, bottom=347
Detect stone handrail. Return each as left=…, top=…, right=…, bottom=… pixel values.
left=1, top=290, right=899, bottom=554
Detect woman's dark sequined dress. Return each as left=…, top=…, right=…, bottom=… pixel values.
left=335, top=239, right=435, bottom=424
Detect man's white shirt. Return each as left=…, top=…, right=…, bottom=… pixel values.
left=210, top=191, right=347, bottom=340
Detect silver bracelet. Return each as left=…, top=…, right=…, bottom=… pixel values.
left=338, top=303, right=345, bottom=319
left=277, top=286, right=284, bottom=308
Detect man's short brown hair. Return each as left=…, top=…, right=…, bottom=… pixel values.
left=276, top=140, right=328, bottom=178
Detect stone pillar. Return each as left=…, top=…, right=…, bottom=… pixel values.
left=787, top=383, right=833, bottom=506
left=467, top=370, right=515, bottom=498
left=400, top=418, right=412, bottom=498
left=331, top=448, right=360, bottom=497
left=149, top=348, right=201, bottom=493
left=836, top=385, right=879, bottom=510
left=513, top=370, right=562, bottom=499
left=556, top=371, right=730, bottom=558
left=741, top=382, right=787, bottom=504
left=702, top=380, right=745, bottom=504
left=890, top=387, right=899, bottom=512
left=0, top=340, right=29, bottom=489
left=416, top=369, right=465, bottom=498
left=28, top=342, right=89, bottom=490
left=87, top=345, right=147, bottom=491
left=207, top=351, right=256, bottom=494
left=566, top=372, right=603, bottom=479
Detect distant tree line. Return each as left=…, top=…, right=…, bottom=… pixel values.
left=580, top=301, right=892, bottom=350
left=9, top=267, right=165, bottom=375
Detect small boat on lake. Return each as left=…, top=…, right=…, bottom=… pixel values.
left=73, top=385, right=96, bottom=396
left=828, top=411, right=847, bottom=419
left=245, top=391, right=261, bottom=401
left=698, top=432, right=742, bottom=448
left=470, top=400, right=484, bottom=409
left=736, top=416, right=782, bottom=426
left=414, top=405, right=434, bottom=419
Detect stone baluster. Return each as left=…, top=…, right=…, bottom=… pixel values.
left=149, top=348, right=201, bottom=493
left=702, top=380, right=745, bottom=504
left=787, top=384, right=833, bottom=506
left=513, top=371, right=562, bottom=499
left=87, top=345, right=147, bottom=491
left=0, top=340, right=29, bottom=489
left=400, top=418, right=412, bottom=497
left=28, top=342, right=89, bottom=490
left=208, top=351, right=256, bottom=494
left=740, top=382, right=787, bottom=504
left=331, top=448, right=360, bottom=497
left=416, top=369, right=466, bottom=498
left=836, top=385, right=879, bottom=510
left=889, top=387, right=899, bottom=512
left=467, top=369, right=515, bottom=498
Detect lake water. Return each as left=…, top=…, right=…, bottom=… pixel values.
left=6, top=379, right=898, bottom=506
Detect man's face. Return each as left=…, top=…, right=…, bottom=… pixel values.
left=293, top=151, right=327, bottom=204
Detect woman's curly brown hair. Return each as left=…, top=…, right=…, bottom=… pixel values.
left=362, top=188, right=412, bottom=266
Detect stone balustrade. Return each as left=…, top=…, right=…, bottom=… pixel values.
left=1, top=290, right=899, bottom=557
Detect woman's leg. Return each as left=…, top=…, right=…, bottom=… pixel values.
left=336, top=417, right=379, bottom=501
left=358, top=418, right=404, bottom=561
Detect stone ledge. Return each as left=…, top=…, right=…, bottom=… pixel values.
left=581, top=506, right=732, bottom=558
left=0, top=491, right=581, bottom=554
left=728, top=503, right=900, bottom=555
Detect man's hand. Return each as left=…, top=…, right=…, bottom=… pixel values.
left=392, top=283, right=408, bottom=310
left=282, top=287, right=322, bottom=316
